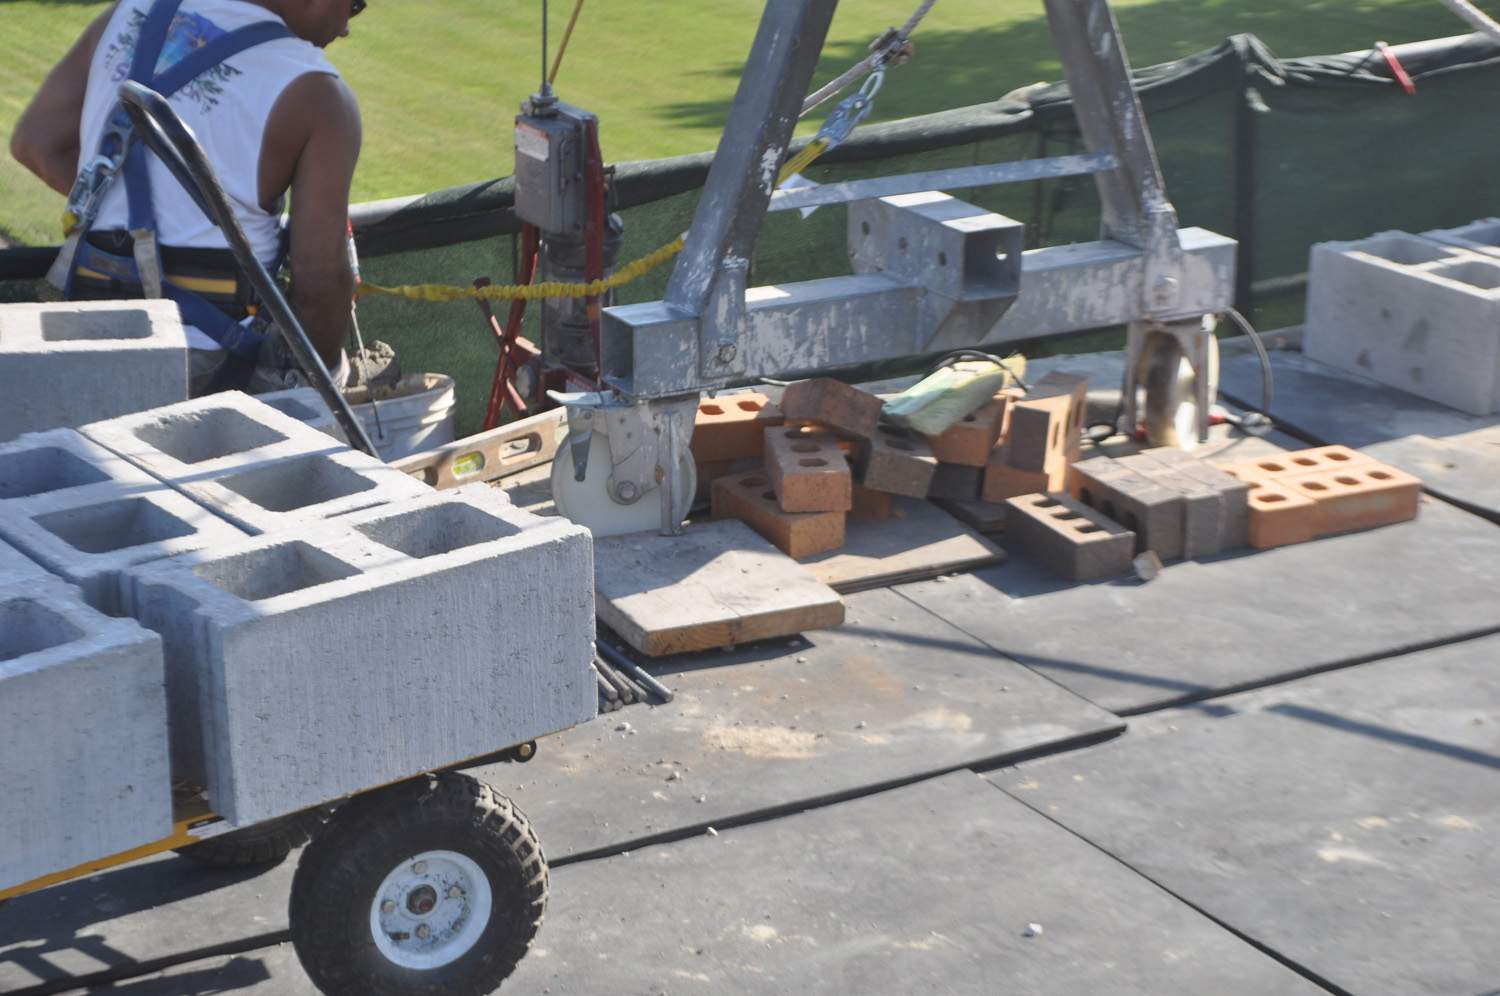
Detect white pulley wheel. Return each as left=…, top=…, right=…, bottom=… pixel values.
left=1142, top=333, right=1219, bottom=450
left=551, top=430, right=697, bottom=536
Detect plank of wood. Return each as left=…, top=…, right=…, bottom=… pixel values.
left=391, top=408, right=564, bottom=489
left=594, top=519, right=845, bottom=657
left=803, top=498, right=1005, bottom=593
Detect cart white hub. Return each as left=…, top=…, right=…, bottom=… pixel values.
left=370, top=849, right=493, bottom=970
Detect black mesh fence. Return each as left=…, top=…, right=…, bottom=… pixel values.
left=4, top=32, right=1498, bottom=433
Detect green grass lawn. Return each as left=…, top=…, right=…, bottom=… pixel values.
left=0, top=0, right=1473, bottom=246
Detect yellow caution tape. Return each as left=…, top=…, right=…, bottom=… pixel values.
left=356, top=138, right=830, bottom=305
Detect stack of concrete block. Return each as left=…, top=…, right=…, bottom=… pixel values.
left=1069, top=456, right=1185, bottom=560
left=1, top=564, right=171, bottom=891
left=983, top=372, right=1087, bottom=502
left=0, top=428, right=247, bottom=613
left=1216, top=445, right=1420, bottom=548
left=120, top=486, right=596, bottom=825
left=0, top=300, right=188, bottom=443
left=1305, top=230, right=1500, bottom=415
left=81, top=392, right=430, bottom=535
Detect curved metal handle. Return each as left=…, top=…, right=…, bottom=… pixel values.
left=116, top=81, right=381, bottom=458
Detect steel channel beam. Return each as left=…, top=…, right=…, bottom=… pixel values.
left=766, top=152, right=1118, bottom=212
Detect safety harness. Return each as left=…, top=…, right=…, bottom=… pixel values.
left=49, top=0, right=293, bottom=359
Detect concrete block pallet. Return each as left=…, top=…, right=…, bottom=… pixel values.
left=0, top=428, right=247, bottom=614
left=121, top=487, right=596, bottom=826
left=0, top=576, right=171, bottom=891
left=0, top=300, right=188, bottom=443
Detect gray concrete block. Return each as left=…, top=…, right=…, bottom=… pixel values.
left=0, top=300, right=188, bottom=442
left=854, top=426, right=937, bottom=497
left=1004, top=492, right=1134, bottom=581
left=83, top=392, right=430, bottom=535
left=1425, top=217, right=1500, bottom=261
left=0, top=579, right=171, bottom=891
left=1305, top=231, right=1500, bottom=415
left=80, top=391, right=344, bottom=484
left=0, top=535, right=48, bottom=587
left=124, top=487, right=596, bottom=824
left=1071, top=456, right=1184, bottom=560
left=254, top=387, right=347, bottom=443
left=0, top=429, right=246, bottom=613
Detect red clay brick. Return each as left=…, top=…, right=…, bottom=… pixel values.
left=711, top=470, right=845, bottom=559
left=1281, top=464, right=1421, bottom=536
left=927, top=396, right=1009, bottom=466
left=779, top=378, right=884, bottom=440
left=689, top=392, right=783, bottom=463
left=854, top=426, right=937, bottom=497
left=1008, top=372, right=1088, bottom=471
left=1243, top=478, right=1320, bottom=549
left=1216, top=445, right=1370, bottom=484
left=764, top=426, right=852, bottom=513
left=982, top=443, right=1070, bottom=502
left=850, top=484, right=893, bottom=522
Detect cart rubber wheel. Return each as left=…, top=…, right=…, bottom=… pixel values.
left=175, top=810, right=320, bottom=868
left=288, top=772, right=546, bottom=996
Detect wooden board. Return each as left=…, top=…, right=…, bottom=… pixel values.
left=802, top=497, right=1004, bottom=593
left=593, top=518, right=844, bottom=656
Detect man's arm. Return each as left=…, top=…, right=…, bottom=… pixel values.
left=11, top=5, right=117, bottom=196
left=261, top=72, right=362, bottom=368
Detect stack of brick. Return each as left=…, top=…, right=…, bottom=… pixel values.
left=689, top=391, right=783, bottom=502
left=0, top=300, right=189, bottom=443
left=710, top=378, right=891, bottom=559
left=119, top=486, right=597, bottom=826
left=1215, top=445, right=1420, bottom=548
left=982, top=372, right=1088, bottom=503
left=0, top=538, right=173, bottom=892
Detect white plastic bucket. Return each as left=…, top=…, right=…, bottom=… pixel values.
left=345, top=373, right=457, bottom=462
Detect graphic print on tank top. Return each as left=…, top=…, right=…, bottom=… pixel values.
left=101, top=9, right=244, bottom=109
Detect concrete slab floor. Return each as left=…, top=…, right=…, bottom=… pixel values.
left=992, top=632, right=1500, bottom=996
left=84, top=774, right=1329, bottom=996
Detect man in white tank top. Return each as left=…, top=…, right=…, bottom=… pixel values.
left=12, top=0, right=363, bottom=395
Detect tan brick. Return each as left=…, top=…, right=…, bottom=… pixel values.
left=927, top=396, right=1009, bottom=466
left=711, top=471, right=845, bottom=559
left=689, top=392, right=783, bottom=463
left=982, top=443, right=1069, bottom=502
left=764, top=426, right=851, bottom=513
left=854, top=426, right=937, bottom=497
left=1008, top=373, right=1087, bottom=471
left=1281, top=463, right=1421, bottom=536
left=779, top=378, right=884, bottom=440
left=1243, top=478, right=1320, bottom=549
left=850, top=484, right=893, bottom=522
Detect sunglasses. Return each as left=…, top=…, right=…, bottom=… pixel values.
left=350, top=0, right=366, bottom=16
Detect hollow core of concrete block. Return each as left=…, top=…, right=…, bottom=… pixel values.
left=217, top=455, right=375, bottom=512
left=0, top=446, right=110, bottom=500
left=354, top=502, right=520, bottom=559
left=35, top=497, right=196, bottom=554
left=192, top=540, right=360, bottom=602
left=1355, top=234, right=1456, bottom=267
left=39, top=309, right=154, bottom=342
left=0, top=598, right=84, bottom=662
left=132, top=408, right=289, bottom=466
